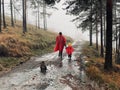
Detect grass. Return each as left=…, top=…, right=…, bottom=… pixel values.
left=81, top=42, right=120, bottom=90
left=0, top=17, right=73, bottom=73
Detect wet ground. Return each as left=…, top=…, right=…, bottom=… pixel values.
left=0, top=41, right=105, bottom=90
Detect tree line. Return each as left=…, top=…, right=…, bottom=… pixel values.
left=0, top=0, right=48, bottom=34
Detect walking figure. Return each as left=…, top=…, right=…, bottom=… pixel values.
left=40, top=61, right=47, bottom=74
left=54, top=32, right=66, bottom=60
left=66, top=43, right=74, bottom=60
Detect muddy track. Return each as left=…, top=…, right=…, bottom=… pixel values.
left=0, top=41, right=105, bottom=90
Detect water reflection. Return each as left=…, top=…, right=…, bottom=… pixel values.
left=0, top=41, right=92, bottom=90
left=79, top=70, right=86, bottom=83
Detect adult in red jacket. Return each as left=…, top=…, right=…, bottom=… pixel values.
left=54, top=32, right=66, bottom=59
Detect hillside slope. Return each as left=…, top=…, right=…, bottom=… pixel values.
left=0, top=19, right=72, bottom=73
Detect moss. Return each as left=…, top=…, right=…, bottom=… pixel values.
left=108, top=83, right=119, bottom=90
left=0, top=57, right=19, bottom=68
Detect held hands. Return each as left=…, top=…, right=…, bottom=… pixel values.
left=64, top=44, right=67, bottom=48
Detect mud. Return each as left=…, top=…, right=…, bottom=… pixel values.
left=0, top=41, right=105, bottom=90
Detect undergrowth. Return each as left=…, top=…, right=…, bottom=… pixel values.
left=0, top=17, right=72, bottom=74
left=81, top=42, right=120, bottom=90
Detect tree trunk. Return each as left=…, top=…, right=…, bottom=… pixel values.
left=25, top=0, right=27, bottom=32
left=90, top=0, right=93, bottom=46
left=38, top=1, right=40, bottom=29
left=104, top=0, right=113, bottom=70
left=22, top=0, right=27, bottom=33
left=104, top=12, right=106, bottom=48
left=114, top=0, right=120, bottom=64
left=96, top=20, right=99, bottom=50
left=118, top=20, right=120, bottom=62
left=96, top=6, right=98, bottom=50
left=99, top=0, right=104, bottom=57
left=43, top=0, right=47, bottom=30
left=36, top=11, right=38, bottom=30
left=10, top=0, right=14, bottom=27
left=2, top=0, right=6, bottom=28
left=13, top=0, right=16, bottom=23
left=0, top=0, right=1, bottom=32
left=116, top=16, right=120, bottom=64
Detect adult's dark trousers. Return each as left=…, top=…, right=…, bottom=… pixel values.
left=59, top=51, right=63, bottom=60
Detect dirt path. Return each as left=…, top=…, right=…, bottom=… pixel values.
left=0, top=41, right=104, bottom=90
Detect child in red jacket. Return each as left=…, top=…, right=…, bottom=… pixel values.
left=66, top=43, right=74, bottom=60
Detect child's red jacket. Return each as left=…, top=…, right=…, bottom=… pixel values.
left=66, top=46, right=74, bottom=55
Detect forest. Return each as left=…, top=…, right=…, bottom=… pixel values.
left=0, top=0, right=120, bottom=89
left=0, top=0, right=118, bottom=70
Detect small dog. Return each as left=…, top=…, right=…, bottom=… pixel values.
left=40, top=61, right=47, bottom=74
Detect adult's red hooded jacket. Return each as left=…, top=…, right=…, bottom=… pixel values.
left=54, top=35, right=66, bottom=52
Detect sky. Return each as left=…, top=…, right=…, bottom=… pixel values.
left=46, top=0, right=89, bottom=41
left=4, top=0, right=90, bottom=41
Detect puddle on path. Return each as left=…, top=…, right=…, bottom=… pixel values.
left=0, top=41, right=103, bottom=90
